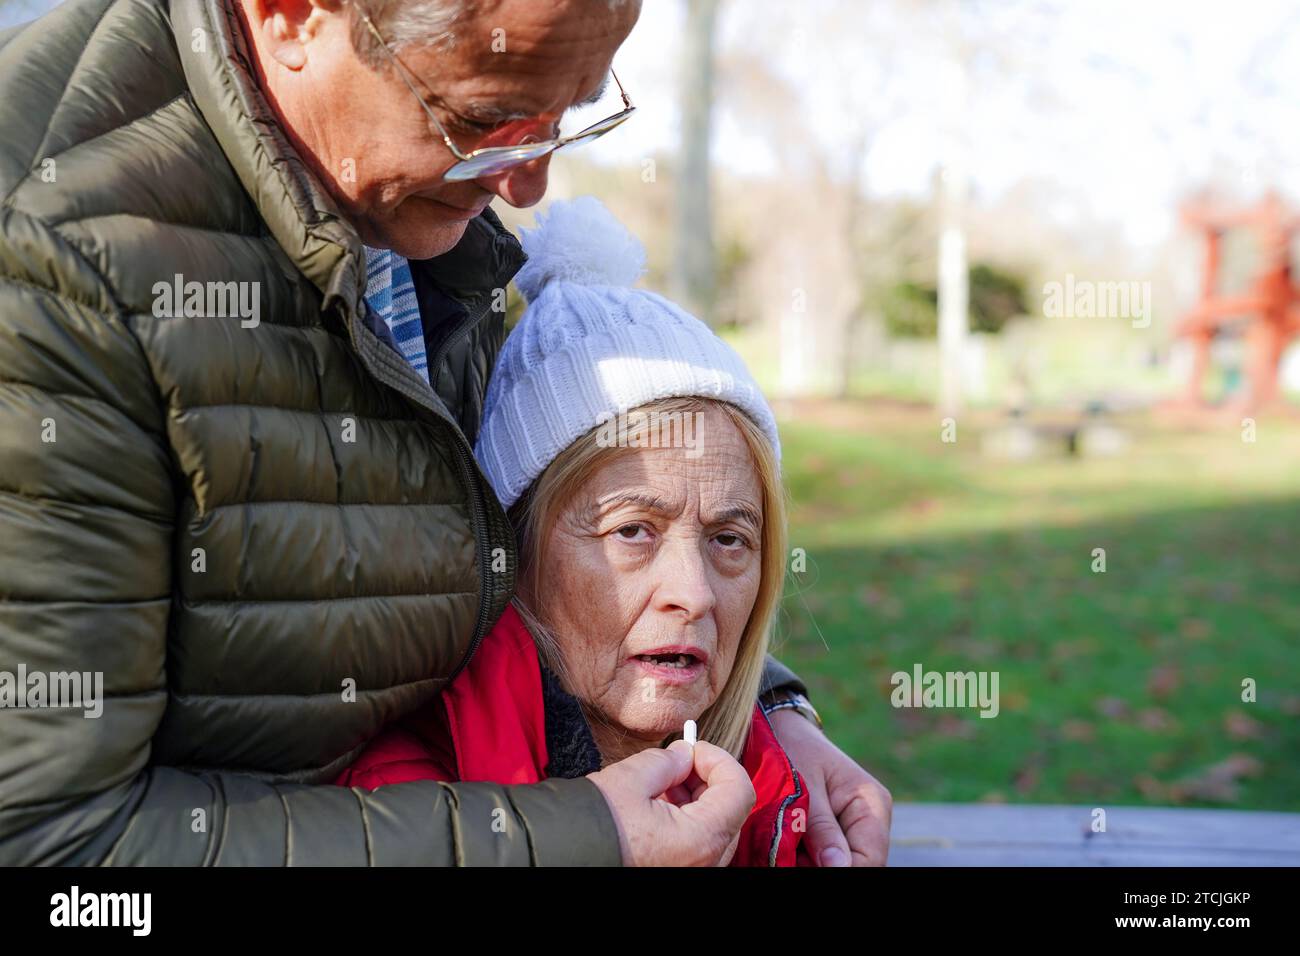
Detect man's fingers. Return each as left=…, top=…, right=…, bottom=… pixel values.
left=679, top=740, right=755, bottom=828
left=687, top=740, right=749, bottom=788
left=616, top=741, right=695, bottom=798
left=587, top=741, right=755, bottom=866
left=802, top=768, right=852, bottom=867
left=656, top=783, right=693, bottom=807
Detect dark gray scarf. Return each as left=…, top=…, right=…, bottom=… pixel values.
left=539, top=665, right=604, bottom=779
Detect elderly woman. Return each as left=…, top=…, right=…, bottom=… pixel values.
left=336, top=197, right=808, bottom=865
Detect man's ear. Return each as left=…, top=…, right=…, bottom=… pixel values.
left=243, top=0, right=341, bottom=71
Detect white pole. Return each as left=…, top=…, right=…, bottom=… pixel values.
left=937, top=2, right=969, bottom=417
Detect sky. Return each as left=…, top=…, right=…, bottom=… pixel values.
left=572, top=0, right=1300, bottom=254
left=6, top=0, right=1300, bottom=255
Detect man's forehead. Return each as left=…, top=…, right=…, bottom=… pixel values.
left=415, top=0, right=632, bottom=115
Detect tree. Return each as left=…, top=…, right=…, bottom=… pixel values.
left=671, top=0, right=720, bottom=323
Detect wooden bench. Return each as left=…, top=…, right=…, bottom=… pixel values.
left=889, top=803, right=1300, bottom=866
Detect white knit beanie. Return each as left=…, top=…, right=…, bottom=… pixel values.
left=475, top=196, right=781, bottom=509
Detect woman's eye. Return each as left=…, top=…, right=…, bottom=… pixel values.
left=714, top=532, right=748, bottom=549
left=614, top=523, right=649, bottom=541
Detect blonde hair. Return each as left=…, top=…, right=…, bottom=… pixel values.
left=509, top=395, right=786, bottom=761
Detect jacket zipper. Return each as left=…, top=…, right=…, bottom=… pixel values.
left=427, top=296, right=491, bottom=387
left=758, top=705, right=805, bottom=866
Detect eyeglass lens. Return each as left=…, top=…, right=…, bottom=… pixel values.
left=441, top=108, right=634, bottom=181
left=554, top=109, right=636, bottom=153
left=441, top=143, right=556, bottom=181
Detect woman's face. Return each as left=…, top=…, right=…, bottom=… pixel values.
left=532, top=406, right=764, bottom=746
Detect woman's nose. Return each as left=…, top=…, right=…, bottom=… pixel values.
left=653, top=542, right=717, bottom=623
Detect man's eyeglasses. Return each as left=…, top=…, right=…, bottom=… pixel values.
left=359, top=12, right=636, bottom=182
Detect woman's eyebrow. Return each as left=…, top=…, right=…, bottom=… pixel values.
left=595, top=491, right=674, bottom=514
left=592, top=494, right=760, bottom=528
left=709, top=505, right=762, bottom=528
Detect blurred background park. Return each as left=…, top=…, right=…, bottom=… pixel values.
left=4, top=0, right=1295, bottom=813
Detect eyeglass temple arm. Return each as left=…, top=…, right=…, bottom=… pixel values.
left=359, top=13, right=471, bottom=160
left=611, top=69, right=633, bottom=110
left=362, top=11, right=631, bottom=154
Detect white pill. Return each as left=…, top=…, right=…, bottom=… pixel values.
left=683, top=719, right=697, bottom=748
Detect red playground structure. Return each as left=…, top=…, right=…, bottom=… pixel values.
left=1177, top=192, right=1300, bottom=410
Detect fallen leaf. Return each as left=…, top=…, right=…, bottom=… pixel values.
left=935, top=714, right=977, bottom=740
left=1169, top=754, right=1264, bottom=804
left=1134, top=773, right=1168, bottom=801
left=1149, top=752, right=1175, bottom=772
left=1014, top=766, right=1040, bottom=796
left=1147, top=663, right=1182, bottom=699
left=1066, top=771, right=1109, bottom=795
left=1061, top=719, right=1095, bottom=741
left=1223, top=710, right=1264, bottom=740
left=1096, top=697, right=1130, bottom=718
left=1137, top=707, right=1175, bottom=732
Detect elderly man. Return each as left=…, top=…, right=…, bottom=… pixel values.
left=0, top=0, right=889, bottom=865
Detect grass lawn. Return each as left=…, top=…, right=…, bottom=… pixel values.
left=770, top=399, right=1300, bottom=810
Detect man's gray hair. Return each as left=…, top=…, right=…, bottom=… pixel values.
left=349, top=0, right=634, bottom=68
left=350, top=0, right=464, bottom=66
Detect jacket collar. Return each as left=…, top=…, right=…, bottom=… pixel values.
left=417, top=206, right=526, bottom=309
left=172, top=0, right=523, bottom=321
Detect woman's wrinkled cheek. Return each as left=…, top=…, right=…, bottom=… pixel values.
left=710, top=567, right=758, bottom=700
left=545, top=532, right=630, bottom=701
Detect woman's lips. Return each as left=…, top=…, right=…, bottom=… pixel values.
left=630, top=649, right=708, bottom=685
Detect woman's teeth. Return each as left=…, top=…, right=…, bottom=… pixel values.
left=638, top=654, right=696, bottom=668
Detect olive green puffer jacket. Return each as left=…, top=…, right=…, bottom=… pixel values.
left=0, top=0, right=804, bottom=866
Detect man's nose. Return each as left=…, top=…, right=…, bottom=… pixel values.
left=653, top=540, right=717, bottom=624
left=476, top=149, right=552, bottom=209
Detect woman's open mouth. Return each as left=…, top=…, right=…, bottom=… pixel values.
left=631, top=650, right=707, bottom=684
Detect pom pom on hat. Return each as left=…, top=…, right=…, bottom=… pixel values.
left=513, top=195, right=647, bottom=300
left=477, top=196, right=781, bottom=509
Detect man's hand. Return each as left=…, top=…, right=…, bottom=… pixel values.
left=769, top=709, right=892, bottom=866
left=588, top=740, right=755, bottom=866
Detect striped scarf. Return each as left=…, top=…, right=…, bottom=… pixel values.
left=362, top=245, right=429, bottom=385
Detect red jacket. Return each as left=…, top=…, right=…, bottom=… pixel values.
left=335, top=604, right=810, bottom=866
